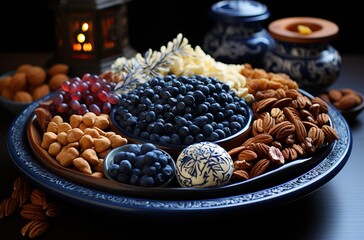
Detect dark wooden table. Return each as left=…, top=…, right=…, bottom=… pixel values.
left=1, top=53, right=363, bottom=239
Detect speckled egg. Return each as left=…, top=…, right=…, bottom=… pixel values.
left=175, top=142, right=234, bottom=188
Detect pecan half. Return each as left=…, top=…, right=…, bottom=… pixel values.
left=242, top=133, right=274, bottom=147
left=308, top=126, right=325, bottom=148
left=271, top=97, right=293, bottom=109
left=44, top=201, right=62, bottom=217
left=20, top=203, right=48, bottom=221
left=253, top=97, right=278, bottom=113
left=248, top=142, right=270, bottom=159
left=250, top=159, right=270, bottom=178
left=311, top=96, right=329, bottom=113
left=30, top=189, right=47, bottom=206
left=228, top=145, right=246, bottom=158
left=321, top=125, right=339, bottom=143
left=0, top=197, right=18, bottom=218
left=262, top=113, right=275, bottom=133
left=232, top=170, right=250, bottom=181
left=233, top=160, right=252, bottom=171
left=21, top=220, right=50, bottom=238
left=238, top=149, right=258, bottom=161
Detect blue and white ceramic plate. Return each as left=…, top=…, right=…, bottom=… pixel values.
left=7, top=91, right=352, bottom=218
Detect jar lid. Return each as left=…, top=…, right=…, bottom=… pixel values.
left=268, top=17, right=339, bottom=44
left=211, top=0, right=270, bottom=23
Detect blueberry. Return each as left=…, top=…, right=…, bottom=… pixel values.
left=140, top=131, right=150, bottom=139
left=209, top=132, right=220, bottom=141
left=108, top=164, right=120, bottom=178
left=154, top=172, right=166, bottom=185
left=203, top=124, right=213, bottom=135
left=149, top=133, right=160, bottom=142
left=160, top=135, right=171, bottom=143
left=195, top=133, right=206, bottom=142
left=183, top=135, right=195, bottom=145
left=175, top=116, right=187, bottom=127
left=195, top=116, right=208, bottom=127
left=135, top=155, right=145, bottom=168
left=183, top=95, right=195, bottom=106
left=170, top=133, right=181, bottom=144
left=140, top=175, right=155, bottom=187
left=153, top=161, right=162, bottom=172
left=161, top=165, right=174, bottom=178
left=116, top=173, right=129, bottom=184
left=113, top=151, right=128, bottom=164
left=128, top=144, right=141, bottom=155
left=152, top=149, right=164, bottom=156
left=188, top=124, right=200, bottom=136
left=154, top=103, right=164, bottom=114
left=215, top=129, right=226, bottom=139
left=157, top=154, right=168, bottom=167
left=129, top=174, right=140, bottom=186
left=141, top=143, right=157, bottom=154
left=193, top=90, right=206, bottom=103
left=164, top=123, right=174, bottom=134
left=125, top=152, right=137, bottom=163
left=143, top=151, right=158, bottom=165
left=178, top=126, right=189, bottom=137
left=142, top=165, right=157, bottom=176
left=197, top=103, right=209, bottom=114
left=145, top=111, right=156, bottom=122
left=119, top=160, right=132, bottom=174
left=131, top=168, right=142, bottom=177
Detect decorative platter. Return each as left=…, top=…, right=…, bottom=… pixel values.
left=7, top=92, right=352, bottom=218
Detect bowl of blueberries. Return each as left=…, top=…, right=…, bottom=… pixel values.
left=103, top=143, right=176, bottom=187
left=110, top=74, right=253, bottom=158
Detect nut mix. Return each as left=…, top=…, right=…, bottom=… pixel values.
left=319, top=88, right=363, bottom=111
left=229, top=88, right=339, bottom=182
left=37, top=111, right=128, bottom=176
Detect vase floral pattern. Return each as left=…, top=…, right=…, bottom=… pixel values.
left=264, top=41, right=341, bottom=92
left=203, top=21, right=273, bottom=67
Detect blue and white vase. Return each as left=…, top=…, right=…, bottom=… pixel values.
left=263, top=17, right=341, bottom=93
left=203, top=0, right=273, bottom=68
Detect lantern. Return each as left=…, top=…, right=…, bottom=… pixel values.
left=49, top=0, right=135, bottom=75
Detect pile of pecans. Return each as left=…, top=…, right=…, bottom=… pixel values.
left=0, top=175, right=62, bottom=238
left=229, top=88, right=339, bottom=182
left=319, top=88, right=362, bottom=111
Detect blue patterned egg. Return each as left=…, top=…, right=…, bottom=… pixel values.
left=175, top=142, right=233, bottom=188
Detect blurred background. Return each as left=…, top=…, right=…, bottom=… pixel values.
left=0, top=0, right=362, bottom=56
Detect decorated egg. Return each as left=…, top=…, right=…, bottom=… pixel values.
left=175, top=142, right=234, bottom=188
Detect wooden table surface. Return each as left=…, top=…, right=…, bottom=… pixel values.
left=1, top=53, right=363, bottom=239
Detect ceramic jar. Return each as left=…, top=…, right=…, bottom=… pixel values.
left=203, top=0, right=273, bottom=68
left=263, top=17, right=341, bottom=93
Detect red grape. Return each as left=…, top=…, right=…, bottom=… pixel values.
left=49, top=73, right=119, bottom=120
